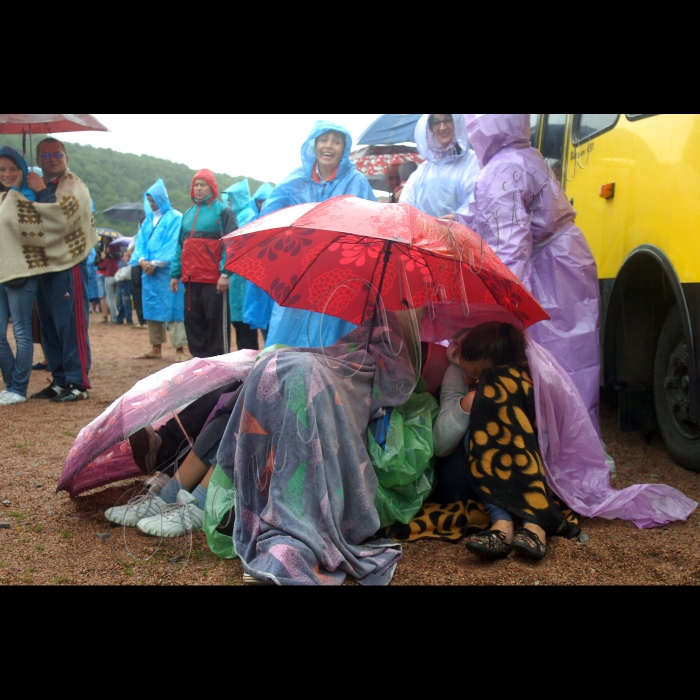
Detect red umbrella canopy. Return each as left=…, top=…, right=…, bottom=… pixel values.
left=223, top=196, right=549, bottom=329
left=350, top=145, right=423, bottom=177
left=0, top=114, right=109, bottom=134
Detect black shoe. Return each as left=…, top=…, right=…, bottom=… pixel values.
left=50, top=383, right=89, bottom=403
left=31, top=382, right=64, bottom=399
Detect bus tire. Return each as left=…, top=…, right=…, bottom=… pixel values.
left=654, top=305, right=700, bottom=472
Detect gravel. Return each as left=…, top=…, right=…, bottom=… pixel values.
left=1, top=320, right=699, bottom=586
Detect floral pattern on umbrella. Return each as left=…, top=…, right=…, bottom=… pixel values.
left=223, top=196, right=550, bottom=331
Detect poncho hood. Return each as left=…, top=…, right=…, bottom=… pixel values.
left=191, top=168, right=219, bottom=202
left=465, top=114, right=531, bottom=168
left=252, top=181, right=275, bottom=206
left=144, top=178, right=174, bottom=216
left=301, top=120, right=355, bottom=180
left=0, top=146, right=35, bottom=201
left=222, top=179, right=251, bottom=216
left=415, top=114, right=470, bottom=165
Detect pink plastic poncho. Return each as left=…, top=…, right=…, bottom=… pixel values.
left=458, top=114, right=602, bottom=435
left=420, top=303, right=697, bottom=529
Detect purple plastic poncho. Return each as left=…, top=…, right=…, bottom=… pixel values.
left=458, top=114, right=602, bottom=435
left=420, top=303, right=698, bottom=529
left=399, top=114, right=480, bottom=219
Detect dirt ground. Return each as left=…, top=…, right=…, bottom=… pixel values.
left=1, top=319, right=699, bottom=586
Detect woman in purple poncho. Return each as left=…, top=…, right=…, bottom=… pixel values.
left=454, top=114, right=603, bottom=437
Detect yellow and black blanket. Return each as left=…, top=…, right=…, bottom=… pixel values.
left=387, top=364, right=580, bottom=543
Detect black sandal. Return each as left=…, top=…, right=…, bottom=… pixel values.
left=511, top=527, right=547, bottom=560
left=464, top=529, right=511, bottom=559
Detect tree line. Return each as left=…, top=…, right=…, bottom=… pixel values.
left=0, top=135, right=267, bottom=236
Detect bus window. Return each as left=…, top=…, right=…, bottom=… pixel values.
left=573, top=114, right=619, bottom=144
left=541, top=114, right=566, bottom=184
left=530, top=114, right=540, bottom=148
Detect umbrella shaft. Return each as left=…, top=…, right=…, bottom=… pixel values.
left=366, top=242, right=392, bottom=350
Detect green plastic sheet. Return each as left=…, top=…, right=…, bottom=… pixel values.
left=368, top=387, right=439, bottom=528
left=203, top=464, right=238, bottom=560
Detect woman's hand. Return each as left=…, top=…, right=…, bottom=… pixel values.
left=216, top=274, right=230, bottom=295
left=460, top=389, right=476, bottom=414
left=140, top=260, right=155, bottom=276
left=170, top=279, right=179, bottom=293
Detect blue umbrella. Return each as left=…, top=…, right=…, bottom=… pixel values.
left=357, top=114, right=422, bottom=146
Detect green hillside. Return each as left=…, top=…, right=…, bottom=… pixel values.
left=0, top=135, right=268, bottom=236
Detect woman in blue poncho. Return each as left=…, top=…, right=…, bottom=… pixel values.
left=0, top=147, right=39, bottom=405
left=131, top=179, right=186, bottom=361
left=262, top=121, right=376, bottom=349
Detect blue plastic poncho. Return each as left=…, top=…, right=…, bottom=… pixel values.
left=131, top=179, right=184, bottom=323
left=241, top=182, right=276, bottom=331
left=399, top=114, right=480, bottom=218
left=224, top=179, right=256, bottom=323
left=263, top=121, right=377, bottom=348
left=0, top=146, right=36, bottom=202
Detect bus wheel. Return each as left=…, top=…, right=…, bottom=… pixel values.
left=654, top=305, right=700, bottom=472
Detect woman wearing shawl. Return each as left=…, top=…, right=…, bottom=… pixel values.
left=455, top=114, right=603, bottom=436
left=132, top=179, right=186, bottom=361
left=431, top=313, right=696, bottom=560
left=399, top=114, right=480, bottom=218
left=0, top=148, right=39, bottom=405
left=261, top=121, right=376, bottom=349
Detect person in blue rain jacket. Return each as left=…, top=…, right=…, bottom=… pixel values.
left=240, top=182, right=276, bottom=342
left=131, top=179, right=186, bottom=361
left=261, top=120, right=376, bottom=349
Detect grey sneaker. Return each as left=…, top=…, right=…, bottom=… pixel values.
left=136, top=490, right=204, bottom=538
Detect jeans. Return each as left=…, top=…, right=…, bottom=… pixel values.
left=116, top=282, right=133, bottom=324
left=104, top=276, right=119, bottom=323
left=0, top=278, right=39, bottom=398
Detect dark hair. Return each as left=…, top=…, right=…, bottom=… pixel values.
left=428, top=114, right=454, bottom=130
left=36, top=137, right=67, bottom=157
left=315, top=130, right=346, bottom=150
left=460, top=322, right=527, bottom=366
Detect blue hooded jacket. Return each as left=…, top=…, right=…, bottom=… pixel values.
left=262, top=121, right=376, bottom=348
left=131, top=179, right=185, bottom=323
left=0, top=146, right=36, bottom=202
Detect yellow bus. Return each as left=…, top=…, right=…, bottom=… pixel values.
left=530, top=114, right=700, bottom=472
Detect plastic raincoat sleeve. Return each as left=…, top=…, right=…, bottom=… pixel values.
left=459, top=162, right=534, bottom=289
left=219, top=207, right=238, bottom=276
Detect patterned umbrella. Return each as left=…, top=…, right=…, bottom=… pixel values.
left=96, top=227, right=122, bottom=240
left=223, top=195, right=549, bottom=330
left=350, top=145, right=424, bottom=178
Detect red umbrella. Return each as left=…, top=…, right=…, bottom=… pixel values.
left=223, top=195, right=549, bottom=331
left=350, top=145, right=423, bottom=177
left=0, top=114, right=109, bottom=134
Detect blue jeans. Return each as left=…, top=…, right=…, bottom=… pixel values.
left=117, top=281, right=133, bottom=324
left=0, top=278, right=39, bottom=398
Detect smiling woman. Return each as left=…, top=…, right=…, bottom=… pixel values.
left=247, top=120, right=377, bottom=349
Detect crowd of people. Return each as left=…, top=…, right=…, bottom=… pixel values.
left=3, top=117, right=697, bottom=585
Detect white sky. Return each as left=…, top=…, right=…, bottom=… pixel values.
left=62, top=114, right=384, bottom=186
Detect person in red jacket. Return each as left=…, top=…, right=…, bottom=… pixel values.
left=170, top=170, right=238, bottom=358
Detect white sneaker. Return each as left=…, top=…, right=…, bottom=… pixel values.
left=0, top=391, right=27, bottom=405
left=105, top=492, right=167, bottom=527
left=137, top=490, right=204, bottom=538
